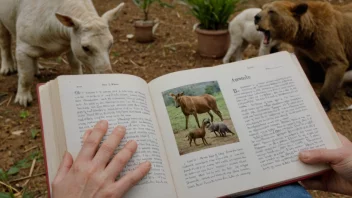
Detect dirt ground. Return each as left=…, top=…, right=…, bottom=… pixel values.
left=0, top=0, right=351, bottom=197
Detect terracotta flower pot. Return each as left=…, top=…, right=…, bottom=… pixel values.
left=195, top=27, right=230, bottom=58
left=134, top=20, right=154, bottom=43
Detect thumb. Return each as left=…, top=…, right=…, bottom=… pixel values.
left=300, top=179, right=326, bottom=191
left=299, top=148, right=344, bottom=165
left=53, top=151, right=73, bottom=184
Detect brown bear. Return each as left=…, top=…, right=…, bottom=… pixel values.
left=254, top=1, right=352, bottom=111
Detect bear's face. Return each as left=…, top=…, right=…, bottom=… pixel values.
left=254, top=1, right=308, bottom=43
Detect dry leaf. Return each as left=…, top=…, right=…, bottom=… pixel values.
left=11, top=130, right=24, bottom=136
left=126, top=34, right=134, bottom=39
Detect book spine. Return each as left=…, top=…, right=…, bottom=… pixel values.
left=36, top=83, right=51, bottom=198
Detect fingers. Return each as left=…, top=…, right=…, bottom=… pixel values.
left=299, top=148, right=344, bottom=165
left=82, top=129, right=92, bottom=142
left=337, top=132, right=352, bottom=146
left=113, top=161, right=151, bottom=198
left=53, top=151, right=73, bottom=184
left=76, top=120, right=109, bottom=162
left=300, top=179, right=326, bottom=191
left=93, top=126, right=126, bottom=168
left=105, top=140, right=138, bottom=180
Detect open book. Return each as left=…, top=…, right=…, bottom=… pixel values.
left=38, top=51, right=341, bottom=198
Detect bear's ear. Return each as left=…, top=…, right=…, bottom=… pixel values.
left=291, top=3, right=308, bottom=16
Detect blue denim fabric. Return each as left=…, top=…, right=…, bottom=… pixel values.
left=241, top=183, right=312, bottom=198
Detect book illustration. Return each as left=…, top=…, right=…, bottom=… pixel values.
left=162, top=81, right=239, bottom=155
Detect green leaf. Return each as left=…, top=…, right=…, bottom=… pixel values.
left=19, top=110, right=29, bottom=119
left=22, top=189, right=34, bottom=198
left=29, top=150, right=43, bottom=161
left=31, top=129, right=39, bottom=139
left=0, top=192, right=13, bottom=198
left=7, top=167, right=19, bottom=175
left=183, top=0, right=239, bottom=30
left=112, top=52, right=120, bottom=57
left=0, top=168, right=8, bottom=182
left=15, top=159, right=31, bottom=169
left=56, top=57, right=62, bottom=63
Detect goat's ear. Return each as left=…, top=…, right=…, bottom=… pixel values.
left=179, top=92, right=184, bottom=96
left=169, top=93, right=175, bottom=97
left=55, top=13, right=81, bottom=28
left=291, top=3, right=308, bottom=16
left=102, top=2, right=125, bottom=24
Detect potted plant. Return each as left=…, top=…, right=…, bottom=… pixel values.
left=133, top=0, right=171, bottom=43
left=184, top=0, right=239, bottom=58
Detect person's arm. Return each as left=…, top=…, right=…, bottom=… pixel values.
left=299, top=133, right=352, bottom=196
left=52, top=120, right=151, bottom=198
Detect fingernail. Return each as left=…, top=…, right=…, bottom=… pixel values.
left=126, top=140, right=134, bottom=145
left=143, top=161, right=152, bottom=168
left=116, top=126, right=126, bottom=133
left=96, top=120, right=108, bottom=127
left=299, top=151, right=310, bottom=160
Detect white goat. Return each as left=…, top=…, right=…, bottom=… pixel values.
left=0, top=0, right=124, bottom=106
left=223, top=8, right=279, bottom=63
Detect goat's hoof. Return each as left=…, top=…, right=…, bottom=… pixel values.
left=14, top=91, right=33, bottom=107
left=0, top=64, right=17, bottom=75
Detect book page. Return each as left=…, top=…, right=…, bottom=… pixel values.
left=148, top=52, right=340, bottom=198
left=56, top=74, right=176, bottom=198
left=38, top=83, right=61, bottom=195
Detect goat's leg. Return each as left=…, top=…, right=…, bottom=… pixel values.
left=14, top=47, right=36, bottom=107
left=203, top=138, right=209, bottom=145
left=0, top=21, right=16, bottom=75
left=194, top=139, right=198, bottom=146
left=185, top=115, right=189, bottom=129
left=207, top=112, right=214, bottom=122
left=213, top=131, right=219, bottom=137
left=189, top=138, right=192, bottom=147
left=193, top=113, right=200, bottom=128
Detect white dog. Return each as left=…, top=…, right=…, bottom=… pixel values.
left=223, top=8, right=279, bottom=63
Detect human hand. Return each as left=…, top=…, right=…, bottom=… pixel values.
left=299, top=133, right=352, bottom=195
left=52, top=120, right=151, bottom=198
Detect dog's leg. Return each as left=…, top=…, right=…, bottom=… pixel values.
left=213, top=131, right=219, bottom=137
left=258, top=43, right=271, bottom=56
left=67, top=50, right=83, bottom=74
left=0, top=21, right=16, bottom=75
left=14, top=48, right=36, bottom=106
left=343, top=70, right=352, bottom=97
left=223, top=35, right=243, bottom=63
left=235, top=41, right=248, bottom=61
left=320, top=62, right=348, bottom=111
